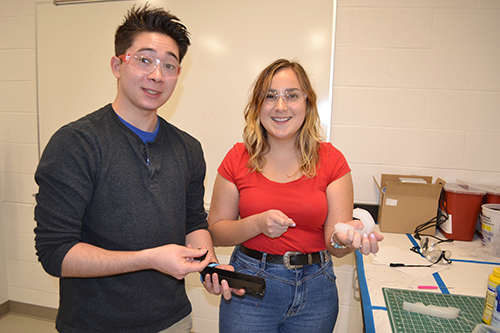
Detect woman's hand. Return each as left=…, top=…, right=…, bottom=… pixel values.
left=201, top=264, right=246, bottom=300
left=258, top=209, right=296, bottom=239
left=332, top=219, right=384, bottom=255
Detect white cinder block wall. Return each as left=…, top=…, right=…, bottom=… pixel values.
left=1, top=1, right=499, bottom=332
left=1, top=0, right=52, bottom=308
left=332, top=0, right=500, bottom=204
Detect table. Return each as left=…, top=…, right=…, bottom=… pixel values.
left=356, top=226, right=500, bottom=332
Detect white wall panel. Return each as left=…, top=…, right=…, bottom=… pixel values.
left=334, top=1, right=500, bottom=204
left=36, top=0, right=336, bottom=206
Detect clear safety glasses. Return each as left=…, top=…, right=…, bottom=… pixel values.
left=264, top=89, right=307, bottom=106
left=419, top=237, right=452, bottom=265
left=390, top=237, right=452, bottom=268
left=118, top=52, right=180, bottom=78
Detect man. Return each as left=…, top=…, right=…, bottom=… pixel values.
left=34, top=4, right=239, bottom=333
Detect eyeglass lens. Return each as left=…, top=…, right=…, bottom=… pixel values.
left=420, top=237, right=452, bottom=264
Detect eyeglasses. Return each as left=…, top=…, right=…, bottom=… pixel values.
left=420, top=237, right=452, bottom=264
left=118, top=52, right=180, bottom=78
left=264, top=89, right=307, bottom=105
left=390, top=237, right=452, bottom=268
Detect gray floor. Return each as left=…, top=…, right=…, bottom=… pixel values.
left=0, top=314, right=57, bottom=333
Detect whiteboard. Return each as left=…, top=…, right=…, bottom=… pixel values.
left=36, top=0, right=335, bottom=206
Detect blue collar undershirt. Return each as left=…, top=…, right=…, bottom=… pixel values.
left=116, top=114, right=160, bottom=143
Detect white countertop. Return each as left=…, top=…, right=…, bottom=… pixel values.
left=356, top=225, right=500, bottom=333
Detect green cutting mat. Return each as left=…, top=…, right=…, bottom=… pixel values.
left=383, top=288, right=485, bottom=333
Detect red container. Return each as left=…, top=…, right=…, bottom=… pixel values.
left=484, top=186, right=500, bottom=204
left=439, top=183, right=486, bottom=241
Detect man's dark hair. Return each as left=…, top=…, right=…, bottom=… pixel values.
left=115, top=3, right=190, bottom=63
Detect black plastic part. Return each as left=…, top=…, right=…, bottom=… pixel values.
left=200, top=266, right=266, bottom=299
left=193, top=252, right=208, bottom=262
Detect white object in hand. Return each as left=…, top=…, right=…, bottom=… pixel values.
left=334, top=208, right=375, bottom=236
left=403, top=301, right=460, bottom=319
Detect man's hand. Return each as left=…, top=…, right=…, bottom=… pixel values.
left=61, top=242, right=212, bottom=279
left=145, top=244, right=212, bottom=280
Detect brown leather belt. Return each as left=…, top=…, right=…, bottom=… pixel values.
left=239, top=245, right=330, bottom=270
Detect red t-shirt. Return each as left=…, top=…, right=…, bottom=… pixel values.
left=217, top=142, right=351, bottom=255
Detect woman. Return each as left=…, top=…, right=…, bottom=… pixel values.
left=208, top=59, right=383, bottom=332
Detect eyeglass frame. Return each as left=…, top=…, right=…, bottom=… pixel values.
left=117, top=52, right=181, bottom=78
left=263, top=89, right=308, bottom=106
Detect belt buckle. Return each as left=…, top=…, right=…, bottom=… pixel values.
left=283, top=251, right=305, bottom=270
left=321, top=250, right=331, bottom=263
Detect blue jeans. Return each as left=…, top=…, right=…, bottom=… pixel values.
left=219, top=246, right=339, bottom=333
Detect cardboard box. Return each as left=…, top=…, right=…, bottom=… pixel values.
left=374, top=174, right=445, bottom=234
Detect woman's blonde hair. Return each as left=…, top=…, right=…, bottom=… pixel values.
left=243, top=59, right=323, bottom=178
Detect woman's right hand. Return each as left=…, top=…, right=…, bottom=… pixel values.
left=258, top=210, right=296, bottom=239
